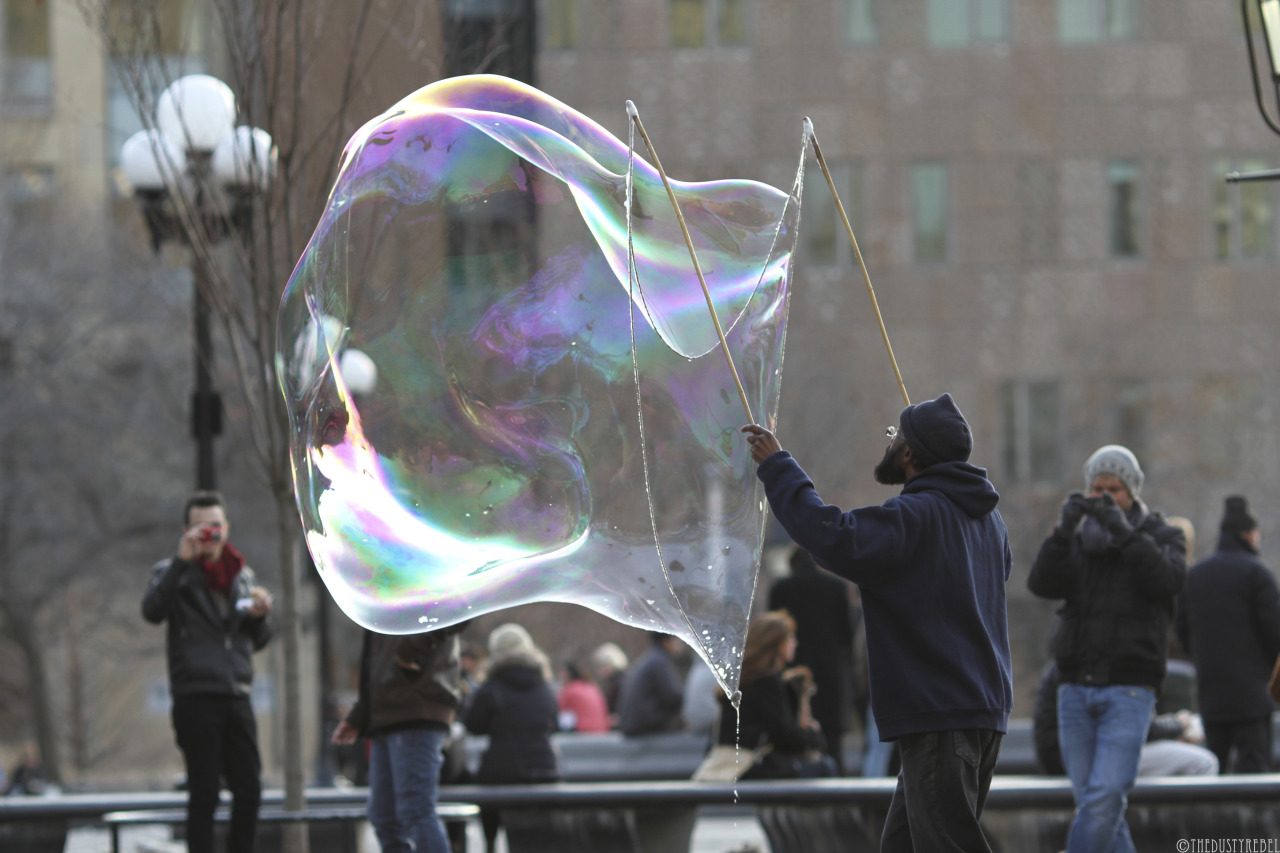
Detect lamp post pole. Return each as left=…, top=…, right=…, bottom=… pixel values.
left=120, top=75, right=273, bottom=490
left=193, top=254, right=219, bottom=490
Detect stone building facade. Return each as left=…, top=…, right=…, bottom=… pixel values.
left=531, top=0, right=1280, bottom=707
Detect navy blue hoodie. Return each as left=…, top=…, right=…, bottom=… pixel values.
left=757, top=452, right=1013, bottom=741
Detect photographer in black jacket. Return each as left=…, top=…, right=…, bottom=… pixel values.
left=1029, top=445, right=1185, bottom=853
left=142, top=491, right=273, bottom=853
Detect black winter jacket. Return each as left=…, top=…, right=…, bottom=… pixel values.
left=716, top=671, right=827, bottom=779
left=346, top=628, right=463, bottom=737
left=465, top=655, right=561, bottom=784
left=1028, top=507, right=1186, bottom=690
left=1176, top=535, right=1280, bottom=722
left=768, top=565, right=855, bottom=742
left=142, top=556, right=272, bottom=699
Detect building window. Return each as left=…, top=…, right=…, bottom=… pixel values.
left=1111, top=378, right=1148, bottom=462
left=1019, top=161, right=1058, bottom=263
left=669, top=0, right=750, bottom=48
left=670, top=0, right=705, bottom=46
left=1213, top=157, right=1275, bottom=261
left=2, top=0, right=52, bottom=107
left=1197, top=378, right=1237, bottom=477
left=717, top=0, right=749, bottom=45
left=1058, top=0, right=1135, bottom=44
left=443, top=0, right=537, bottom=79
left=927, top=0, right=1008, bottom=47
left=911, top=161, right=948, bottom=264
left=801, top=160, right=863, bottom=268
left=1107, top=160, right=1141, bottom=258
left=843, top=0, right=878, bottom=46
left=1001, top=379, right=1061, bottom=483
left=543, top=0, right=576, bottom=50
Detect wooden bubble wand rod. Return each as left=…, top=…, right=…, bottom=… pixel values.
left=626, top=100, right=755, bottom=425
left=806, top=118, right=911, bottom=408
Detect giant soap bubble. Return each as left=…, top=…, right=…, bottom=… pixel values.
left=277, top=75, right=804, bottom=696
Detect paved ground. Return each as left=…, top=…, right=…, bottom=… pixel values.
left=65, top=811, right=772, bottom=852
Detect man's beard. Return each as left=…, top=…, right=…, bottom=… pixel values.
left=874, top=442, right=909, bottom=485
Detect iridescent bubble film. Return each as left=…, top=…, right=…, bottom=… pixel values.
left=277, top=75, right=805, bottom=695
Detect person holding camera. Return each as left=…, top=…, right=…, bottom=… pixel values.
left=143, top=491, right=273, bottom=853
left=1029, top=445, right=1186, bottom=853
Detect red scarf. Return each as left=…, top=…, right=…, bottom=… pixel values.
left=200, top=543, right=245, bottom=595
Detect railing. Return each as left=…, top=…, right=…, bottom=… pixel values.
left=5, top=776, right=1280, bottom=853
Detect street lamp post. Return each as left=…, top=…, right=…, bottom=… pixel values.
left=1242, top=0, right=1280, bottom=136
left=1230, top=0, right=1280, bottom=184
left=119, top=74, right=276, bottom=489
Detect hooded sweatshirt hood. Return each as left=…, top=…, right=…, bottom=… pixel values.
left=903, top=460, right=1000, bottom=519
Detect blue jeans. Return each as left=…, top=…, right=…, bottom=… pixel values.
left=367, top=727, right=450, bottom=853
left=1058, top=683, right=1155, bottom=853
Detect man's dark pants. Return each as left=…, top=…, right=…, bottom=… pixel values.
left=881, top=728, right=1002, bottom=853
left=1205, top=718, right=1273, bottom=773
left=173, top=695, right=262, bottom=853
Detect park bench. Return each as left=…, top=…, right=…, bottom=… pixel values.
left=102, top=802, right=479, bottom=853
left=460, top=718, right=1044, bottom=781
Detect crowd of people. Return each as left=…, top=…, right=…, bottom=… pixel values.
left=137, top=391, right=1280, bottom=853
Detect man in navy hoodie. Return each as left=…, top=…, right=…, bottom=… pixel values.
left=743, top=393, right=1013, bottom=852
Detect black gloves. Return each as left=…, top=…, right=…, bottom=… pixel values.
left=1058, top=491, right=1134, bottom=544
left=1096, top=493, right=1133, bottom=542
left=1058, top=492, right=1091, bottom=534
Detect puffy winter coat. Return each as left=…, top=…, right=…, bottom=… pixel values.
left=1029, top=508, right=1186, bottom=690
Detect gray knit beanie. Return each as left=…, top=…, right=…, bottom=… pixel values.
left=1083, top=445, right=1143, bottom=498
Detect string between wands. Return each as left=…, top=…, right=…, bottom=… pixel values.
left=806, top=118, right=911, bottom=409
left=626, top=100, right=755, bottom=426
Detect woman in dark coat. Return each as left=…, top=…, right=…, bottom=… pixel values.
left=464, top=623, right=560, bottom=851
left=715, top=610, right=837, bottom=779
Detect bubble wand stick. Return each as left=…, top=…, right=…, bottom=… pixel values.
left=626, top=100, right=755, bottom=425
left=806, top=119, right=911, bottom=408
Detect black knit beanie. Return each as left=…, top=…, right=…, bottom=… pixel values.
left=1220, top=495, right=1259, bottom=535
left=898, top=393, right=973, bottom=469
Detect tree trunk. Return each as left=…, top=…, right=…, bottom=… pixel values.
left=275, top=488, right=308, bottom=853
left=65, top=586, right=87, bottom=775
left=10, top=610, right=61, bottom=784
